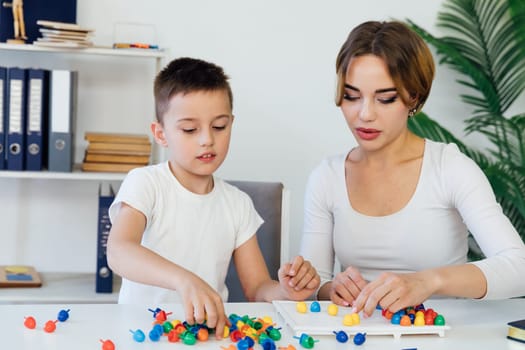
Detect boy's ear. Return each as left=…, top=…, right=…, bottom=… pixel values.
left=151, top=121, right=168, bottom=147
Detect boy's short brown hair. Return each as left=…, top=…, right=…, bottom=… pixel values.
left=154, top=57, right=233, bottom=123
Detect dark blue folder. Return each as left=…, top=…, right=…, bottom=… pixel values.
left=5, top=67, right=26, bottom=171
left=96, top=184, right=115, bottom=293
left=25, top=68, right=49, bottom=171
left=0, top=67, right=6, bottom=170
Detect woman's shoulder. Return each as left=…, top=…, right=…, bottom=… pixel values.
left=312, top=153, right=347, bottom=175
left=306, top=153, right=347, bottom=190
left=425, top=139, right=475, bottom=166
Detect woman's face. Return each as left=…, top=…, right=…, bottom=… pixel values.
left=340, top=54, right=411, bottom=152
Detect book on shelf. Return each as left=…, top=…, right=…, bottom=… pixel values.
left=85, top=132, right=151, bottom=145
left=0, top=265, right=42, bottom=288
left=508, top=319, right=525, bottom=343
left=86, top=141, right=152, bottom=155
left=35, top=20, right=94, bottom=48
left=84, top=152, right=150, bottom=164
left=81, top=162, right=144, bottom=173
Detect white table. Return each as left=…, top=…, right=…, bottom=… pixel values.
left=1, top=299, right=524, bottom=349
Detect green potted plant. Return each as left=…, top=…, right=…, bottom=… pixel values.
left=405, top=0, right=525, bottom=258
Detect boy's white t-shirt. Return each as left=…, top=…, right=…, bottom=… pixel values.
left=109, top=161, right=263, bottom=304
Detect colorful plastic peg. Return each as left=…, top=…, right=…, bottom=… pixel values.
left=327, top=303, right=338, bottom=316
left=155, top=310, right=173, bottom=323
left=130, top=329, right=145, bottom=342
left=353, top=332, right=366, bottom=346
left=278, top=346, right=297, bottom=350
left=294, top=333, right=319, bottom=349
left=24, top=316, right=36, bottom=329
left=148, top=307, right=162, bottom=318
left=296, top=301, right=307, bottom=313
left=100, top=339, right=115, bottom=350
left=333, top=330, right=348, bottom=343
left=309, top=301, right=321, bottom=312
left=434, top=314, right=446, bottom=325
left=148, top=328, right=161, bottom=342
left=196, top=327, right=209, bottom=341
left=167, top=329, right=180, bottom=342
left=181, top=331, right=197, bottom=345
left=237, top=338, right=252, bottom=350
left=43, top=320, right=58, bottom=333
left=57, top=309, right=70, bottom=322
left=267, top=326, right=282, bottom=341
left=261, top=338, right=277, bottom=350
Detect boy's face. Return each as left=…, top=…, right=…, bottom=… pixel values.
left=152, top=89, right=233, bottom=188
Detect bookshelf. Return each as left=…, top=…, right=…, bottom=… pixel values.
left=0, top=43, right=165, bottom=71
left=0, top=273, right=121, bottom=304
left=0, top=43, right=165, bottom=303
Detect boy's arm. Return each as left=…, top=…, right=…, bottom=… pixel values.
left=234, top=235, right=320, bottom=302
left=107, top=203, right=227, bottom=338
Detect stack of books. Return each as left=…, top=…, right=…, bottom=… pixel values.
left=82, top=132, right=152, bottom=173
left=34, top=20, right=94, bottom=48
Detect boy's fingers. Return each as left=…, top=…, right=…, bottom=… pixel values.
left=184, top=303, right=195, bottom=326
left=288, top=255, right=305, bottom=276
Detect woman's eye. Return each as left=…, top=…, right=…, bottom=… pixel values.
left=343, top=93, right=359, bottom=101
left=379, top=95, right=398, bottom=104
left=213, top=125, right=227, bottom=130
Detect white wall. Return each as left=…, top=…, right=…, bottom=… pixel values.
left=3, top=0, right=497, bottom=272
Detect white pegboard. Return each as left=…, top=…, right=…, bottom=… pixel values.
left=273, top=300, right=450, bottom=339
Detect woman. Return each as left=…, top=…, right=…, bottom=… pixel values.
left=300, top=20, right=525, bottom=317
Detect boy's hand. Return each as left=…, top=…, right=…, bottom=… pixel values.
left=278, top=255, right=320, bottom=300
left=177, top=271, right=229, bottom=339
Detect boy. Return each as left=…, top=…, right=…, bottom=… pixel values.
left=107, top=57, right=320, bottom=338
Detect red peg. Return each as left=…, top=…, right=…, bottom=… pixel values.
left=24, top=316, right=36, bottom=329
left=155, top=310, right=172, bottom=322
left=100, top=339, right=115, bottom=350
left=44, top=320, right=58, bottom=333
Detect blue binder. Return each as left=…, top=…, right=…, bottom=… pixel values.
left=48, top=70, right=77, bottom=172
left=0, top=0, right=77, bottom=43
left=5, top=67, right=27, bottom=171
left=96, top=184, right=115, bottom=293
left=0, top=67, right=6, bottom=170
left=25, top=69, right=49, bottom=171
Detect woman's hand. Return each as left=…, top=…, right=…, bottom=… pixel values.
left=351, top=271, right=434, bottom=317
left=330, top=266, right=368, bottom=307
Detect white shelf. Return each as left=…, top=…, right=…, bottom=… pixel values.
left=0, top=165, right=127, bottom=181
left=0, top=43, right=165, bottom=58
left=0, top=272, right=121, bottom=304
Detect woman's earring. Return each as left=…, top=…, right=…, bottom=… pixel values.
left=408, top=108, right=417, bottom=118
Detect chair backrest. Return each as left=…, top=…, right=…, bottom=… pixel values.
left=225, top=180, right=289, bottom=302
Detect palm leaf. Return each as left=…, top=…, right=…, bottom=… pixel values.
left=409, top=0, right=525, bottom=118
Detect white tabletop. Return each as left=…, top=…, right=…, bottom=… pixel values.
left=1, top=298, right=524, bottom=350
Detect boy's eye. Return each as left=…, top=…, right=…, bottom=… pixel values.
left=182, top=128, right=196, bottom=133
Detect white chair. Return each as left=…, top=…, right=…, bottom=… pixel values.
left=225, top=181, right=290, bottom=302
